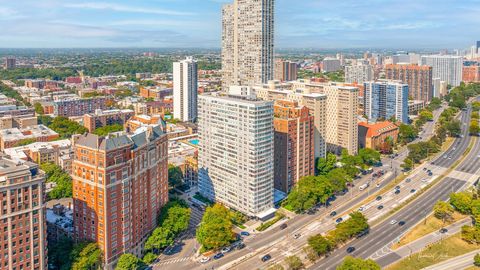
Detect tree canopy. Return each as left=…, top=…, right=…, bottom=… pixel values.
left=116, top=254, right=145, bottom=270
left=336, top=256, right=381, bottom=270
left=92, top=124, right=124, bottom=136
left=41, top=163, right=72, bottom=200
left=196, top=204, right=236, bottom=251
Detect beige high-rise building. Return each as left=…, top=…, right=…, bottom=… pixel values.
left=293, top=81, right=358, bottom=155
left=275, top=60, right=298, bottom=82
left=254, top=81, right=327, bottom=159
left=222, top=0, right=275, bottom=89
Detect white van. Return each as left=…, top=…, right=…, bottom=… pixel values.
left=359, top=183, right=369, bottom=191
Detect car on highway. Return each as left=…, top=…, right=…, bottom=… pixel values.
left=440, top=228, right=448, bottom=233
left=358, top=206, right=365, bottom=212
left=377, top=205, right=384, bottom=210
left=200, top=257, right=210, bottom=263
left=330, top=211, right=337, bottom=217
left=293, top=233, right=301, bottom=239
left=443, top=155, right=447, bottom=159
left=394, top=189, right=401, bottom=195
left=261, top=254, right=272, bottom=262
left=240, top=231, right=250, bottom=237
left=421, top=178, right=429, bottom=183
left=410, top=189, right=416, bottom=193
left=399, top=221, right=406, bottom=226
left=376, top=183, right=381, bottom=188
left=395, top=185, right=401, bottom=190
left=390, top=219, right=397, bottom=225
left=336, top=218, right=343, bottom=223
left=280, top=223, right=288, bottom=230
left=359, top=183, right=369, bottom=191
left=237, top=243, right=246, bottom=250
left=376, top=196, right=382, bottom=201
left=221, top=247, right=231, bottom=253
left=346, top=247, right=356, bottom=253
left=406, top=178, right=411, bottom=183
left=213, top=253, right=224, bottom=260
left=448, top=156, right=452, bottom=159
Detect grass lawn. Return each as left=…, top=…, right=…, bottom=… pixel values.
left=387, top=233, right=479, bottom=270
left=391, top=212, right=468, bottom=249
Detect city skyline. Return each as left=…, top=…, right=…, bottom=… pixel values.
left=0, top=0, right=479, bottom=49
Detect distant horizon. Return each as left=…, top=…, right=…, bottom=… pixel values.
left=0, top=0, right=479, bottom=49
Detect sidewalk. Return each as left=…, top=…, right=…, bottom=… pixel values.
left=422, top=250, right=479, bottom=270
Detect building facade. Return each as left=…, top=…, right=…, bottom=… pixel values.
left=463, top=65, right=480, bottom=83
left=275, top=60, right=298, bottom=82
left=53, top=97, right=107, bottom=117
left=71, top=126, right=168, bottom=268
left=0, top=157, right=47, bottom=270
left=364, top=80, right=409, bottom=123
left=358, top=121, right=399, bottom=151
left=345, top=64, right=374, bottom=84
left=322, top=58, right=341, bottom=72
left=254, top=81, right=327, bottom=159
left=421, top=55, right=463, bottom=87
left=385, top=64, right=433, bottom=102
left=83, top=109, right=135, bottom=132
left=198, top=87, right=275, bottom=218
left=221, top=0, right=275, bottom=88
left=173, top=57, right=198, bottom=122
left=4, top=57, right=16, bottom=69
left=273, top=100, right=314, bottom=193
left=0, top=125, right=59, bottom=151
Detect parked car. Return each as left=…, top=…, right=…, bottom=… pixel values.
left=261, top=254, right=272, bottom=262
left=200, top=257, right=210, bottom=263
left=213, top=253, right=224, bottom=260
left=280, top=223, right=288, bottom=230
left=221, top=247, right=231, bottom=253
left=336, top=218, right=343, bottom=223
left=237, top=243, right=246, bottom=250
left=240, top=231, right=250, bottom=237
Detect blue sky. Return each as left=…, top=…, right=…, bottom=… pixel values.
left=0, top=0, right=479, bottom=49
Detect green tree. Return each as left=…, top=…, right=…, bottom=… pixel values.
left=470, top=120, right=480, bottom=136
left=358, top=148, right=381, bottom=166
left=144, top=226, right=174, bottom=251
left=142, top=252, right=157, bottom=265
left=48, top=237, right=75, bottom=270
left=461, top=225, right=480, bottom=244
left=401, top=158, right=414, bottom=171
left=284, top=255, right=304, bottom=270
left=316, top=153, right=337, bottom=175
left=71, top=243, right=102, bottom=270
left=196, top=204, right=236, bottom=251
left=92, top=124, right=124, bottom=136
left=474, top=253, right=480, bottom=267
left=34, top=102, right=44, bottom=115
left=329, top=212, right=369, bottom=244
left=433, top=201, right=454, bottom=221
left=336, top=256, right=381, bottom=270
left=48, top=116, right=89, bottom=139
left=307, top=234, right=333, bottom=256
left=168, top=164, right=184, bottom=189
left=267, top=264, right=285, bottom=270
left=445, top=120, right=462, bottom=137
left=116, top=253, right=144, bottom=270
left=41, top=163, right=72, bottom=200
left=326, top=168, right=351, bottom=191
left=450, top=192, right=473, bottom=214
left=398, top=124, right=417, bottom=144
left=419, top=110, right=434, bottom=121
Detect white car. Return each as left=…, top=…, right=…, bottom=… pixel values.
left=200, top=257, right=210, bottom=263
left=221, top=247, right=231, bottom=253
left=390, top=219, right=397, bottom=225
left=293, top=233, right=301, bottom=239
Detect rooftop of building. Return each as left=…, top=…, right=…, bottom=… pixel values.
left=0, top=156, right=39, bottom=183
left=73, top=124, right=165, bottom=151
left=0, top=125, right=59, bottom=143
left=4, top=139, right=71, bottom=162
left=359, top=121, right=399, bottom=137
left=46, top=198, right=73, bottom=232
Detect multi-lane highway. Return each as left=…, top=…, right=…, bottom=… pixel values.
left=310, top=104, right=479, bottom=269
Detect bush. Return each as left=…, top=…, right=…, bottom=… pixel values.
left=433, top=201, right=454, bottom=221
left=284, top=255, right=304, bottom=270
left=474, top=253, right=480, bottom=267
left=256, top=212, right=286, bottom=232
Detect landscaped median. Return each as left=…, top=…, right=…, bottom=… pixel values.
left=386, top=233, right=479, bottom=270
left=256, top=212, right=286, bottom=231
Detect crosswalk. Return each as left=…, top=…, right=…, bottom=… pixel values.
left=153, top=256, right=194, bottom=267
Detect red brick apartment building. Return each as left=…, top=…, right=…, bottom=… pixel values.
left=463, top=66, right=480, bottom=82
left=53, top=97, right=107, bottom=117
left=71, top=125, right=168, bottom=269
left=385, top=64, right=433, bottom=102
left=273, top=100, right=314, bottom=192
left=83, top=109, right=135, bottom=132
left=0, top=157, right=47, bottom=270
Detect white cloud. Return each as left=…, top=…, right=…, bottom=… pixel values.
left=64, top=2, right=194, bottom=16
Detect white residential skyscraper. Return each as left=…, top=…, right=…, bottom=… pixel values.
left=198, top=87, right=275, bottom=217
left=173, top=57, right=198, bottom=122
left=364, top=80, right=409, bottom=124
left=421, top=55, right=463, bottom=87
left=222, top=0, right=275, bottom=88
left=345, top=64, right=374, bottom=84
